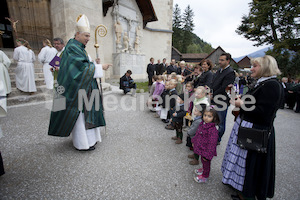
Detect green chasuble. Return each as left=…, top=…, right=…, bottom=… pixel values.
left=48, top=39, right=105, bottom=137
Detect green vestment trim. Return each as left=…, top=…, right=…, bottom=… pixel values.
left=48, top=39, right=105, bottom=137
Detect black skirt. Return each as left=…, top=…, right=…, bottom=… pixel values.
left=242, top=127, right=275, bottom=200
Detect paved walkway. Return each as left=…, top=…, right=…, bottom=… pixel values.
left=0, top=89, right=299, bottom=199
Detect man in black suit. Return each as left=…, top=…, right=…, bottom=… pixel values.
left=162, top=58, right=167, bottom=74
left=166, top=59, right=177, bottom=74
left=211, top=53, right=235, bottom=143
left=176, top=61, right=183, bottom=75
left=280, top=77, right=288, bottom=109
left=147, top=57, right=156, bottom=86
left=192, top=65, right=202, bottom=88
left=155, top=59, right=164, bottom=75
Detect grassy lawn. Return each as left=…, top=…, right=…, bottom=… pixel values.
left=135, top=82, right=149, bottom=93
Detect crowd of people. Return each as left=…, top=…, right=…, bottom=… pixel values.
left=146, top=54, right=289, bottom=200
left=0, top=13, right=299, bottom=200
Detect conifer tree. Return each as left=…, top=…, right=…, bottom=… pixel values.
left=181, top=5, right=194, bottom=53
left=236, top=0, right=299, bottom=52
left=173, top=4, right=182, bottom=29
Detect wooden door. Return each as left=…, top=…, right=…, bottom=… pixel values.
left=6, top=0, right=53, bottom=50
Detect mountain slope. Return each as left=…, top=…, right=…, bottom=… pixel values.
left=234, top=47, right=273, bottom=62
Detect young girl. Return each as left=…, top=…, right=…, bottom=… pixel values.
left=187, top=104, right=207, bottom=166
left=185, top=82, right=194, bottom=125
left=191, top=106, right=220, bottom=183
left=147, top=75, right=158, bottom=110
left=160, top=81, right=170, bottom=122
left=153, top=75, right=165, bottom=117
left=190, top=86, right=209, bottom=119
left=149, top=75, right=158, bottom=96
left=184, top=82, right=194, bottom=147
left=176, top=75, right=183, bottom=95
left=171, top=94, right=186, bottom=144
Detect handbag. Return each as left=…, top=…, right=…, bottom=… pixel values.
left=237, top=79, right=282, bottom=153
left=237, top=124, right=270, bottom=153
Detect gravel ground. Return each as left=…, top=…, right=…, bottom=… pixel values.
left=0, top=88, right=299, bottom=200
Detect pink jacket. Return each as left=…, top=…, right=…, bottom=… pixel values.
left=191, top=121, right=218, bottom=160
left=153, top=81, right=165, bottom=98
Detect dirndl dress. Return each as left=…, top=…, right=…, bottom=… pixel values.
left=221, top=116, right=253, bottom=191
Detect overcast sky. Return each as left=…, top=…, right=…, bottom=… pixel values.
left=173, top=0, right=272, bottom=58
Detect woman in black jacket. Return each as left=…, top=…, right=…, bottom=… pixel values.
left=197, top=59, right=213, bottom=88
left=221, top=55, right=283, bottom=200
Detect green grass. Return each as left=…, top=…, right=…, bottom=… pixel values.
left=135, top=82, right=149, bottom=93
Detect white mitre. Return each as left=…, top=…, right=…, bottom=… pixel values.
left=76, top=14, right=90, bottom=33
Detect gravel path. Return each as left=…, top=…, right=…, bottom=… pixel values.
left=0, top=89, right=299, bottom=200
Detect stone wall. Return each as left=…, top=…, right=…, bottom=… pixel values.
left=50, top=0, right=173, bottom=80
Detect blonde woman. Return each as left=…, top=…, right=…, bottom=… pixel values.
left=13, top=38, right=37, bottom=93
left=222, top=55, right=282, bottom=200
left=38, top=39, right=57, bottom=89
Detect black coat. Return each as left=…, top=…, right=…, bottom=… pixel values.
left=241, top=78, right=283, bottom=126
left=166, top=65, right=177, bottom=74
left=183, top=68, right=193, bottom=83
left=239, top=77, right=247, bottom=87
left=176, top=67, right=182, bottom=75
left=162, top=63, right=167, bottom=74
left=193, top=75, right=201, bottom=88
left=211, top=66, right=235, bottom=106
left=198, top=70, right=213, bottom=88
left=161, top=89, right=169, bottom=108
left=155, top=63, right=164, bottom=75
left=172, top=104, right=186, bottom=123
left=119, top=74, right=134, bottom=89
left=166, top=89, right=178, bottom=110
left=240, top=78, right=283, bottom=199
left=147, top=63, right=156, bottom=78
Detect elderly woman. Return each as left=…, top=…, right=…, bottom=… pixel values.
left=221, top=55, right=283, bottom=200
left=198, top=59, right=213, bottom=88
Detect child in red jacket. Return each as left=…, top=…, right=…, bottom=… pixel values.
left=192, top=106, right=220, bottom=183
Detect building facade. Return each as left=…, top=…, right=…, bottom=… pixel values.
left=0, top=0, right=173, bottom=80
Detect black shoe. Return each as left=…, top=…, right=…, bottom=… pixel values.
left=231, top=194, right=241, bottom=200
left=161, top=119, right=169, bottom=123
left=88, top=146, right=96, bottom=151
left=76, top=146, right=95, bottom=151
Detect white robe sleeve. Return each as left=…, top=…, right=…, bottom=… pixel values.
left=93, top=63, right=103, bottom=78
left=13, top=48, right=19, bottom=61
left=1, top=51, right=11, bottom=69
left=87, top=54, right=103, bottom=78
left=31, top=50, right=36, bottom=62
left=38, top=47, right=46, bottom=63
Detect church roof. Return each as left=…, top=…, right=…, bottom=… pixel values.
left=135, top=0, right=158, bottom=28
